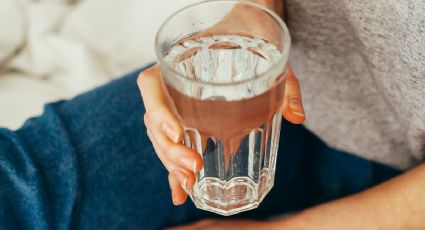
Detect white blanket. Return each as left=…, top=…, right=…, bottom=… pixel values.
left=0, top=0, right=197, bottom=129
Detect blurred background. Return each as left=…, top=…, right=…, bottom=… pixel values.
left=0, top=0, right=197, bottom=129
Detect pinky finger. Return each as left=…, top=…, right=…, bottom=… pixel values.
left=169, top=173, right=188, bottom=205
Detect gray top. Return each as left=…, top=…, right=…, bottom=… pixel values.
left=287, top=0, right=424, bottom=169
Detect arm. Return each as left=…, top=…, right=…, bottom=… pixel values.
left=170, top=1, right=425, bottom=229
left=262, top=1, right=425, bottom=228
left=274, top=163, right=425, bottom=229
left=260, top=0, right=425, bottom=228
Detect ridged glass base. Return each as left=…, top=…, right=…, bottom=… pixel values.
left=189, top=169, right=274, bottom=216
left=184, top=113, right=282, bottom=216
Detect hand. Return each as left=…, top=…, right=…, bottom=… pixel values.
left=138, top=65, right=203, bottom=205
left=137, top=2, right=305, bottom=206
left=138, top=64, right=304, bottom=205
left=188, top=0, right=283, bottom=49
left=166, top=219, right=274, bottom=230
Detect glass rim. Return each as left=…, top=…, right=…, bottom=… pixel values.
left=155, top=0, right=291, bottom=87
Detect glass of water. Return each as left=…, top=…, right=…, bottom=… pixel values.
left=155, top=0, right=290, bottom=216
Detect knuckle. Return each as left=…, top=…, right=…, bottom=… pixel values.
left=150, top=108, right=171, bottom=125
left=145, top=110, right=166, bottom=129
left=286, top=73, right=299, bottom=84
left=146, top=128, right=152, bottom=139
left=146, top=128, right=155, bottom=142
left=162, top=160, right=175, bottom=173
left=168, top=173, right=175, bottom=182
left=137, top=72, right=146, bottom=87
left=137, top=66, right=158, bottom=87
left=143, top=113, right=150, bottom=125
left=162, top=159, right=176, bottom=173
left=165, top=144, right=182, bottom=158
left=151, top=132, right=166, bottom=151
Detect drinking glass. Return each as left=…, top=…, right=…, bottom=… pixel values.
left=155, top=0, right=290, bottom=216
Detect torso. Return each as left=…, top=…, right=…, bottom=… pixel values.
left=286, top=0, right=425, bottom=169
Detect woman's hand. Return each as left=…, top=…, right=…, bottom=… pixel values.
left=138, top=65, right=203, bottom=205
left=137, top=0, right=304, bottom=206
left=138, top=65, right=304, bottom=205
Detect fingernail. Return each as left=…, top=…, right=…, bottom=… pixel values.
left=161, top=122, right=179, bottom=143
left=179, top=156, right=197, bottom=173
left=289, top=98, right=305, bottom=117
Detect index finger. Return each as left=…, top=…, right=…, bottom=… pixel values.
left=137, top=65, right=169, bottom=111
left=137, top=65, right=182, bottom=140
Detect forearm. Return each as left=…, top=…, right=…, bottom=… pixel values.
left=274, top=163, right=425, bottom=229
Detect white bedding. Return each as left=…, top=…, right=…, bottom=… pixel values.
left=0, top=0, right=197, bottom=129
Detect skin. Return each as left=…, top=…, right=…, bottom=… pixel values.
left=139, top=0, right=425, bottom=229
left=139, top=64, right=304, bottom=206
left=138, top=0, right=304, bottom=208
left=274, top=163, right=425, bottom=229
left=166, top=219, right=270, bottom=230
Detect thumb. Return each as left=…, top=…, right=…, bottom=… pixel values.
left=282, top=66, right=305, bottom=124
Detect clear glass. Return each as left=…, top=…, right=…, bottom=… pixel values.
left=155, top=0, right=290, bottom=216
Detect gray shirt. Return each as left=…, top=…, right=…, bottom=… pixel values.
left=287, top=0, right=424, bottom=169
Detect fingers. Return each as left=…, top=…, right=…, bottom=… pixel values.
left=139, top=65, right=203, bottom=174
left=138, top=65, right=204, bottom=206
left=144, top=114, right=203, bottom=174
left=169, top=173, right=188, bottom=205
left=147, top=124, right=198, bottom=191
left=282, top=66, right=306, bottom=124
left=149, top=124, right=195, bottom=205
left=138, top=65, right=182, bottom=143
